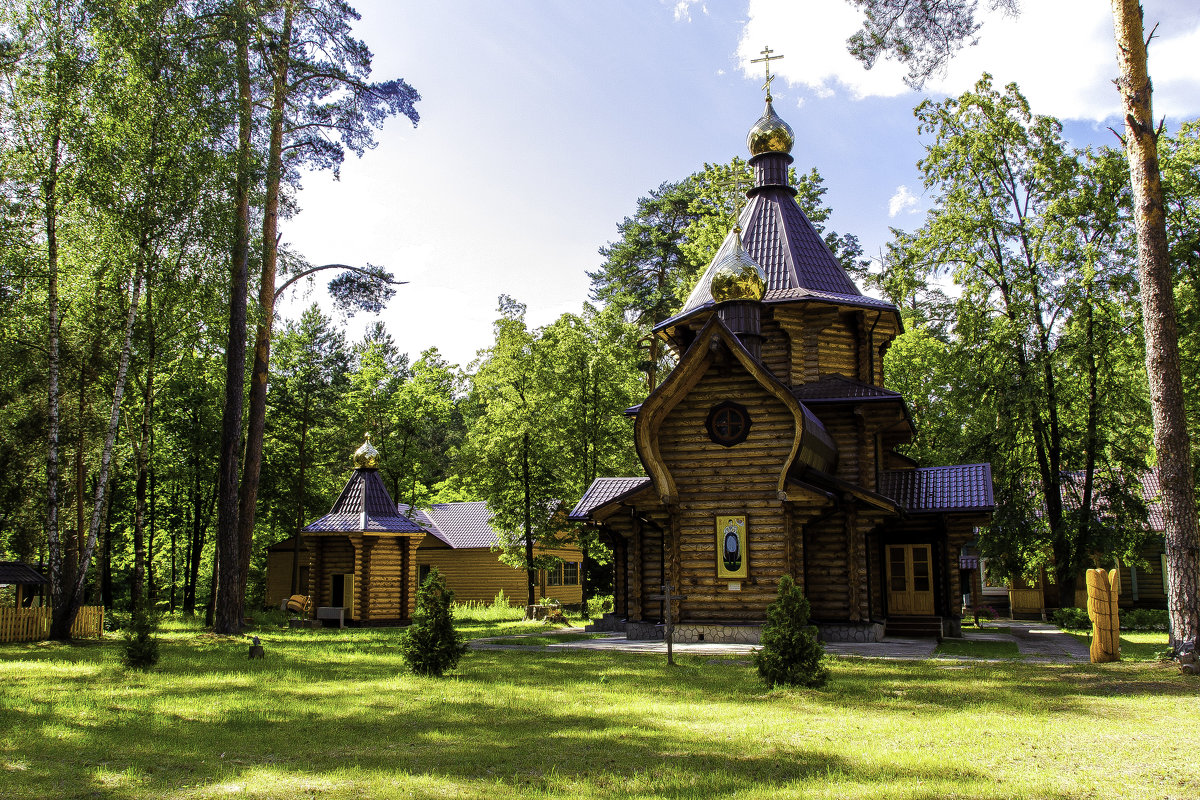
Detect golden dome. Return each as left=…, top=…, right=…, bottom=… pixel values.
left=709, top=229, right=766, bottom=303
left=746, top=99, right=794, bottom=155
left=353, top=434, right=379, bottom=469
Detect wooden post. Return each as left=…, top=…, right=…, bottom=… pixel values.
left=648, top=583, right=688, bottom=666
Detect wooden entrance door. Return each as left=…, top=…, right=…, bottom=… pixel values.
left=887, top=544, right=934, bottom=615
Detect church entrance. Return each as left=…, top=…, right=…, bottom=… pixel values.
left=887, top=544, right=934, bottom=615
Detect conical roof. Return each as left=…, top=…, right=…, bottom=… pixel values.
left=675, top=103, right=895, bottom=318
left=303, top=439, right=423, bottom=534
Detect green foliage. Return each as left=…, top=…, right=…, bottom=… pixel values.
left=1051, top=607, right=1090, bottom=630
left=121, top=610, right=160, bottom=670
left=754, top=575, right=828, bottom=688
left=587, top=594, right=614, bottom=619
left=399, top=568, right=468, bottom=677
left=1052, top=606, right=1169, bottom=632
left=882, top=76, right=1153, bottom=595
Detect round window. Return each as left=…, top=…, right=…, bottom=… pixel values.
left=706, top=401, right=751, bottom=446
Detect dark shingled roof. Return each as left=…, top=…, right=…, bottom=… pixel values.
left=0, top=561, right=48, bottom=585
left=303, top=468, right=423, bottom=534
left=878, top=464, right=995, bottom=513
left=569, top=477, right=653, bottom=521
left=401, top=501, right=502, bottom=549
left=674, top=149, right=899, bottom=322
left=791, top=374, right=903, bottom=403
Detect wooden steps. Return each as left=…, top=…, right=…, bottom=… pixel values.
left=885, top=615, right=943, bottom=639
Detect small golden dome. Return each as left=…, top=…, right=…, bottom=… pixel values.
left=353, top=434, right=379, bottom=469
left=746, top=99, right=794, bottom=155
left=709, top=229, right=766, bottom=303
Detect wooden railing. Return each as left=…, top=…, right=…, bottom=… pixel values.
left=0, top=606, right=104, bottom=643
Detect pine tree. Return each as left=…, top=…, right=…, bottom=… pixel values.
left=122, top=610, right=160, bottom=670
left=755, top=575, right=828, bottom=688
left=399, top=568, right=468, bottom=676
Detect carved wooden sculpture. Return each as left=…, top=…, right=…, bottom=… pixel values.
left=1086, top=568, right=1120, bottom=663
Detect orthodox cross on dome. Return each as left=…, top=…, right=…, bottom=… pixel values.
left=750, top=45, right=784, bottom=101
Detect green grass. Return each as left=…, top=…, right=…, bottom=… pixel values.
left=1065, top=630, right=1173, bottom=662
left=934, top=638, right=1021, bottom=659
left=483, top=633, right=610, bottom=647
left=2, top=626, right=1198, bottom=799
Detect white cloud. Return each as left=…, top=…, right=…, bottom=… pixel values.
left=673, top=1, right=707, bottom=23
left=739, top=0, right=1200, bottom=122
left=888, top=185, right=919, bottom=218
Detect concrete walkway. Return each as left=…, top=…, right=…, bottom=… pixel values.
left=470, top=622, right=1092, bottom=663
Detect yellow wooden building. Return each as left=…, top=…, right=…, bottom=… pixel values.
left=289, top=437, right=426, bottom=624
left=407, top=501, right=583, bottom=606
left=267, top=488, right=584, bottom=613
left=570, top=94, right=994, bottom=643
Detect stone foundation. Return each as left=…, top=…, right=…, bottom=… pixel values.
left=625, top=620, right=664, bottom=640
left=673, top=623, right=763, bottom=644
left=817, top=621, right=886, bottom=643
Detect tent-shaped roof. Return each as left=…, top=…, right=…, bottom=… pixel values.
left=303, top=468, right=423, bottom=534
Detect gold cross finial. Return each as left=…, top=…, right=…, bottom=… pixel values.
left=750, top=45, right=784, bottom=101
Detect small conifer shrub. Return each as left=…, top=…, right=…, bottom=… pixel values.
left=122, top=610, right=160, bottom=670
left=754, top=575, right=828, bottom=688
left=399, top=567, right=469, bottom=676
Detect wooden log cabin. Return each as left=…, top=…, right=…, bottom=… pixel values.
left=569, top=96, right=994, bottom=643
left=296, top=437, right=426, bottom=624
left=406, top=501, right=583, bottom=606
left=269, top=463, right=585, bottom=614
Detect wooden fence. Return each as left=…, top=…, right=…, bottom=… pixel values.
left=0, top=606, right=104, bottom=643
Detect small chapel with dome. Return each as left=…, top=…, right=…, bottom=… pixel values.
left=569, top=82, right=994, bottom=643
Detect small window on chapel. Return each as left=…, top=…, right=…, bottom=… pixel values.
left=706, top=401, right=751, bottom=447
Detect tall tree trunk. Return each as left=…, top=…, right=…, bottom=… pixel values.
left=291, top=399, right=309, bottom=595
left=51, top=254, right=147, bottom=638
left=45, top=124, right=65, bottom=623
left=215, top=4, right=255, bottom=634
left=1112, top=0, right=1200, bottom=648
left=523, top=431, right=535, bottom=607
left=238, top=0, right=295, bottom=609
left=131, top=288, right=156, bottom=612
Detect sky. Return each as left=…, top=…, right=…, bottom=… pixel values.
left=281, top=0, right=1200, bottom=370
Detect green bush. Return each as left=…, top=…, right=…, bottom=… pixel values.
left=1120, top=608, right=1169, bottom=631
left=754, top=575, right=828, bottom=688
left=122, top=610, right=160, bottom=670
left=1052, top=606, right=1169, bottom=631
left=399, top=568, right=469, bottom=677
left=587, top=594, right=614, bottom=619
left=1052, top=607, right=1090, bottom=630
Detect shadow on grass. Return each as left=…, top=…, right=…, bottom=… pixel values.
left=1, top=635, right=1193, bottom=799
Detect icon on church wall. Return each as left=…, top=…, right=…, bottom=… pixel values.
left=716, top=515, right=748, bottom=579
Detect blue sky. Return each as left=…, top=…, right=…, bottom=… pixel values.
left=282, top=0, right=1200, bottom=369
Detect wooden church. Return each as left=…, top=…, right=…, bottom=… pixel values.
left=569, top=89, right=994, bottom=643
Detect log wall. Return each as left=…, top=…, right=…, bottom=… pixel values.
left=656, top=361, right=796, bottom=622
left=266, top=550, right=309, bottom=609
left=415, top=546, right=584, bottom=605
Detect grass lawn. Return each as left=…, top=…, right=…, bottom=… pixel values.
left=2, top=623, right=1198, bottom=799
left=1064, top=630, right=1172, bottom=662
left=933, top=638, right=1020, bottom=659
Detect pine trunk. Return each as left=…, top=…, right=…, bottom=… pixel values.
left=214, top=7, right=254, bottom=634
left=1112, top=0, right=1200, bottom=647
left=238, top=0, right=294, bottom=608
